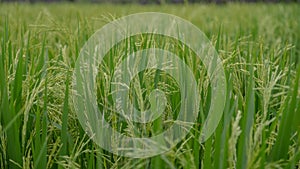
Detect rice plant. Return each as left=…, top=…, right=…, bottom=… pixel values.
left=0, top=3, right=299, bottom=169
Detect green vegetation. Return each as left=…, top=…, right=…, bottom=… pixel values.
left=0, top=3, right=300, bottom=169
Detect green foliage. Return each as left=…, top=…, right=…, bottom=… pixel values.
left=0, top=3, right=299, bottom=169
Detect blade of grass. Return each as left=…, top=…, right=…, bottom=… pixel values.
left=33, top=46, right=48, bottom=169
left=0, top=18, right=22, bottom=169
left=213, top=73, right=234, bottom=169
left=270, top=63, right=300, bottom=161
left=60, top=70, right=70, bottom=156
left=59, top=70, right=70, bottom=169
left=237, top=63, right=255, bottom=169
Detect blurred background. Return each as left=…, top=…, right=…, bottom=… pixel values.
left=1, top=0, right=299, bottom=4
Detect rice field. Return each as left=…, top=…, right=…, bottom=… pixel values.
left=0, top=3, right=300, bottom=169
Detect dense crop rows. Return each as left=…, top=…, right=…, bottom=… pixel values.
left=0, top=3, right=299, bottom=169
